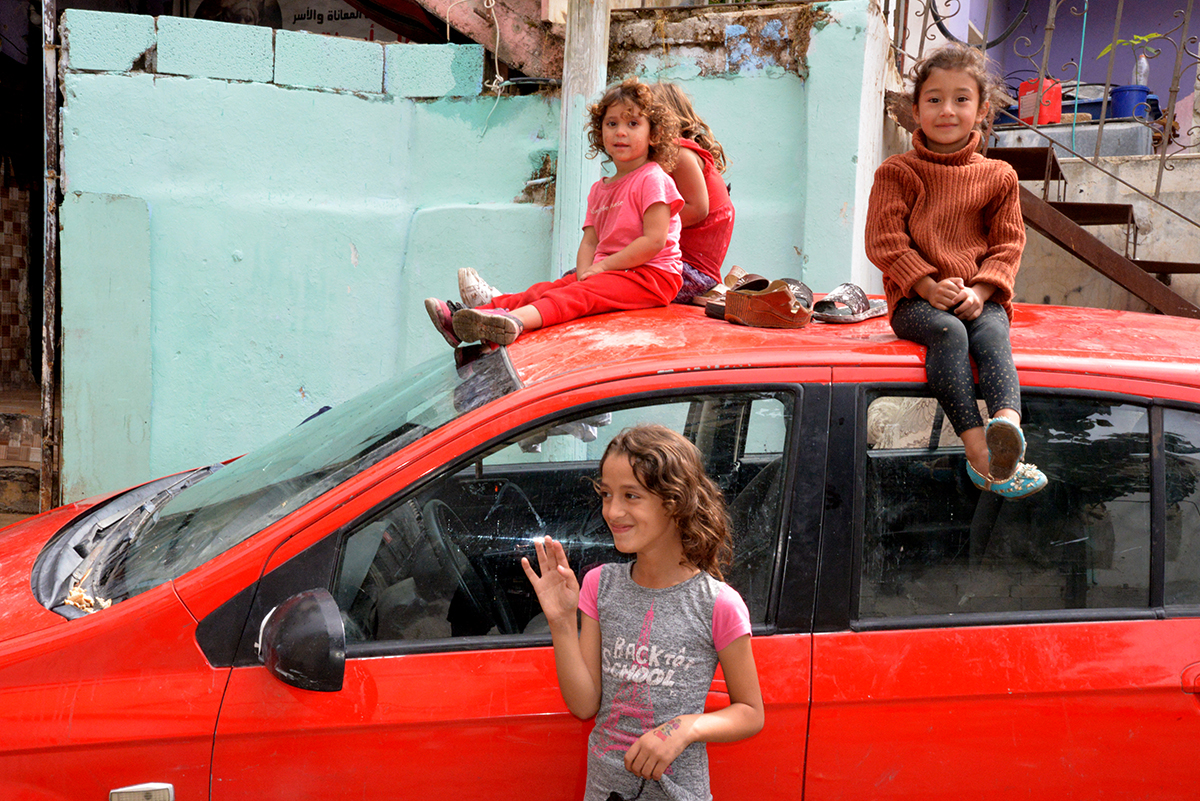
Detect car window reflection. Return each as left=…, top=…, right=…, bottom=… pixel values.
left=335, top=391, right=793, bottom=646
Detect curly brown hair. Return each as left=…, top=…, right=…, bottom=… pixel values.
left=651, top=81, right=728, bottom=173
left=587, top=78, right=681, bottom=173
left=909, top=43, right=1010, bottom=130
left=598, top=424, right=732, bottom=580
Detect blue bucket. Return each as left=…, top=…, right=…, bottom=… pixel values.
left=1110, top=85, right=1150, bottom=119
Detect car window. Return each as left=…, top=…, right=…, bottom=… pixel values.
left=333, top=391, right=794, bottom=645
left=1165, top=408, right=1200, bottom=607
left=860, top=394, right=1151, bottom=619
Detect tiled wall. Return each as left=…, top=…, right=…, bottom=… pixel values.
left=0, top=169, right=36, bottom=391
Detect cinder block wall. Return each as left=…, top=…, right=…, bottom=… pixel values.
left=59, top=10, right=559, bottom=500
left=58, top=2, right=885, bottom=501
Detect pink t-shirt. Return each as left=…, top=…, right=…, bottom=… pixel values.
left=584, top=161, right=684, bottom=276
left=579, top=565, right=752, bottom=652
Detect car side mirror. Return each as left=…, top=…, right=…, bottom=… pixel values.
left=256, top=588, right=345, bottom=692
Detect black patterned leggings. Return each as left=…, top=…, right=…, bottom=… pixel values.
left=890, top=298, right=1021, bottom=435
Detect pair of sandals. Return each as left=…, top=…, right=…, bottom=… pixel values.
left=705, top=273, right=887, bottom=329
left=706, top=274, right=814, bottom=329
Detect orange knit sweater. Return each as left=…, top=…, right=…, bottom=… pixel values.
left=864, top=130, right=1025, bottom=321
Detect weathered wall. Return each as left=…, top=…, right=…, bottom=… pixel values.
left=610, top=0, right=890, bottom=293
left=58, top=1, right=883, bottom=501
left=1015, top=155, right=1200, bottom=313
left=59, top=10, right=559, bottom=500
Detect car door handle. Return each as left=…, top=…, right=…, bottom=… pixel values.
left=1182, top=662, right=1200, bottom=694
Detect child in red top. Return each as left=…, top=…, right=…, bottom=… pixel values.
left=457, top=82, right=736, bottom=310
left=425, top=78, right=684, bottom=348
left=651, top=82, right=736, bottom=305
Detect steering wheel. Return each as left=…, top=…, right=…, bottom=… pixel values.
left=483, top=480, right=545, bottom=537
left=421, top=499, right=516, bottom=635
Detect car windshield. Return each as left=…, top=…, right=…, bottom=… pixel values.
left=91, top=346, right=521, bottom=602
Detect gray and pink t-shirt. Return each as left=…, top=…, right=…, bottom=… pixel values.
left=578, top=562, right=752, bottom=801
left=584, top=161, right=684, bottom=276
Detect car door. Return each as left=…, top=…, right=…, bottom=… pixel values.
left=208, top=371, right=825, bottom=799
left=805, top=374, right=1200, bottom=800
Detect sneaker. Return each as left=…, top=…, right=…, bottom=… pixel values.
left=967, top=461, right=1047, bottom=499
left=452, top=307, right=524, bottom=346
left=459, top=267, right=503, bottom=308
left=425, top=298, right=463, bottom=347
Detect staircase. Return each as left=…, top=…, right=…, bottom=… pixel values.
left=987, top=146, right=1200, bottom=319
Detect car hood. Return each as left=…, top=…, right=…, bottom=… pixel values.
left=0, top=506, right=89, bottom=644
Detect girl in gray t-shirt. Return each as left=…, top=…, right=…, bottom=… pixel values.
left=521, top=424, right=764, bottom=801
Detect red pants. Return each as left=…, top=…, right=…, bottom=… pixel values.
left=484, top=267, right=682, bottom=328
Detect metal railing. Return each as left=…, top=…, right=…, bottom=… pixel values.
left=886, top=0, right=1200, bottom=201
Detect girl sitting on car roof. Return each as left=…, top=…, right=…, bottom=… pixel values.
left=865, top=43, right=1046, bottom=499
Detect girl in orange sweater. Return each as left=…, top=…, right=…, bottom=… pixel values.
left=865, top=43, right=1045, bottom=499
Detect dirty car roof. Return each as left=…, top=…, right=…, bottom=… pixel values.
left=505, top=302, right=1200, bottom=389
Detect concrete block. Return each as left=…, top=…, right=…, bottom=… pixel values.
left=156, top=16, right=274, bottom=82
left=384, top=44, right=484, bottom=98
left=275, top=29, right=383, bottom=93
left=61, top=10, right=155, bottom=73
left=992, top=120, right=1153, bottom=159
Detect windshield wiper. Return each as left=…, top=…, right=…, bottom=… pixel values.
left=65, top=464, right=222, bottom=612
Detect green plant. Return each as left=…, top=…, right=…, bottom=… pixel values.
left=1096, top=33, right=1163, bottom=60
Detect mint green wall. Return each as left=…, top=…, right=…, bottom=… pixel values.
left=58, top=2, right=881, bottom=501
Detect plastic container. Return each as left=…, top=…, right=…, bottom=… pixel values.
left=1018, top=78, right=1062, bottom=125
left=1110, top=84, right=1151, bottom=119
left=1063, top=98, right=1105, bottom=119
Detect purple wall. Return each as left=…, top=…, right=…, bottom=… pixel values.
left=984, top=0, right=1190, bottom=100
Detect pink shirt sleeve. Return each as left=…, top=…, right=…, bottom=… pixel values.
left=578, top=566, right=601, bottom=621
left=712, top=584, right=752, bottom=651
left=634, top=165, right=685, bottom=218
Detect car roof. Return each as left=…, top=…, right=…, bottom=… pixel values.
left=506, top=302, right=1200, bottom=390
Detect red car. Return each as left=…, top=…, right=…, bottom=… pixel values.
left=2, top=302, right=1199, bottom=800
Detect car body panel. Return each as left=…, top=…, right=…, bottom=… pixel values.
left=0, top=504, right=100, bottom=643
left=806, top=618, right=1200, bottom=799
left=2, top=303, right=1200, bottom=799
left=0, top=580, right=226, bottom=801
left=511, top=305, right=1200, bottom=390
left=211, top=634, right=812, bottom=800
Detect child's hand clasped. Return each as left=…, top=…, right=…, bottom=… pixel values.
left=951, top=284, right=986, bottom=320
left=923, top=276, right=965, bottom=311
left=922, top=277, right=986, bottom=321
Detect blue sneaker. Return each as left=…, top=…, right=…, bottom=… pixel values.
left=967, top=461, right=1047, bottom=499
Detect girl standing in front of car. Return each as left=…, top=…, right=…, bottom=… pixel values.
left=865, top=43, right=1047, bottom=499
left=521, top=425, right=764, bottom=801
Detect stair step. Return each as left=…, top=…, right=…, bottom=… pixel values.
left=1134, top=260, right=1200, bottom=275
left=987, top=146, right=1064, bottom=182
left=1048, top=201, right=1135, bottom=227
left=1018, top=186, right=1200, bottom=319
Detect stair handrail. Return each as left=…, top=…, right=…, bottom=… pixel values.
left=990, top=108, right=1200, bottom=235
